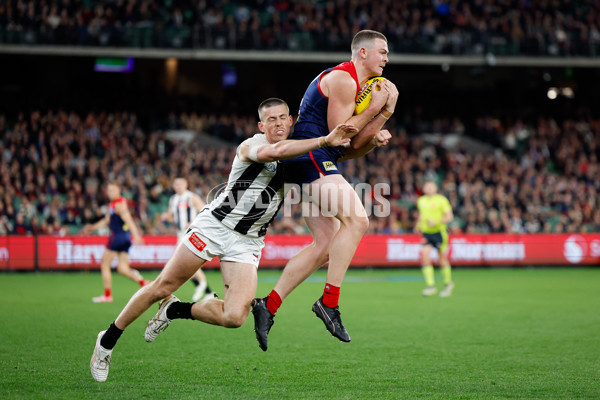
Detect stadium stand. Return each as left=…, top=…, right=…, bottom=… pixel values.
left=1, top=109, right=598, bottom=236
left=2, top=0, right=600, bottom=56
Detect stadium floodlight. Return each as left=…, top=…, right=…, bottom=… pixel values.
left=560, top=87, right=575, bottom=98
left=547, top=87, right=558, bottom=99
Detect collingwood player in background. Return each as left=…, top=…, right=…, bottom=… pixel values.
left=161, top=177, right=216, bottom=302
left=90, top=98, right=357, bottom=382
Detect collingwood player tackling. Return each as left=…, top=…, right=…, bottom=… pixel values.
left=90, top=98, right=357, bottom=382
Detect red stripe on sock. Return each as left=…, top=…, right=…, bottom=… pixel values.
left=266, top=290, right=282, bottom=315
left=322, top=283, right=340, bottom=308
left=104, top=288, right=112, bottom=297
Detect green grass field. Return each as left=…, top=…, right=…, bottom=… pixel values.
left=1, top=268, right=599, bottom=399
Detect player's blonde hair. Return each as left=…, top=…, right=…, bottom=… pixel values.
left=258, top=98, right=289, bottom=121
left=351, top=30, right=388, bottom=58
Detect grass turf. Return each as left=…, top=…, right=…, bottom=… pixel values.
left=0, top=268, right=598, bottom=399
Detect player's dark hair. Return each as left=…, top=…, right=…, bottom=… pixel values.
left=258, top=98, right=289, bottom=121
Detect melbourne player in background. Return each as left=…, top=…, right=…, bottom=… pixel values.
left=161, top=177, right=216, bottom=302
left=415, top=180, right=455, bottom=297
left=83, top=182, right=149, bottom=303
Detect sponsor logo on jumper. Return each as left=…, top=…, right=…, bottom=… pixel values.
left=322, top=161, right=337, bottom=171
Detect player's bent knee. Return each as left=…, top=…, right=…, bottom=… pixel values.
left=353, top=214, right=369, bottom=233
left=148, top=280, right=175, bottom=301
left=116, top=266, right=131, bottom=276
left=222, top=309, right=249, bottom=328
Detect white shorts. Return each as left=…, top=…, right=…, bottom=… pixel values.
left=182, top=209, right=265, bottom=268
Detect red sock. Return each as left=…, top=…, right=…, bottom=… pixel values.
left=322, top=283, right=340, bottom=308
left=138, top=279, right=146, bottom=287
left=104, top=288, right=112, bottom=297
left=265, top=290, right=282, bottom=315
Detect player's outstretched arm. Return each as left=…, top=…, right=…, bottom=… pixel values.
left=238, top=124, right=357, bottom=163
left=338, top=129, right=391, bottom=161
left=82, top=214, right=109, bottom=234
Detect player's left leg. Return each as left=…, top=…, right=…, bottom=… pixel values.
left=91, top=243, right=204, bottom=381
left=438, top=230, right=454, bottom=297
left=116, top=252, right=149, bottom=287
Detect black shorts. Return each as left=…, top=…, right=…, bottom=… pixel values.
left=422, top=232, right=448, bottom=251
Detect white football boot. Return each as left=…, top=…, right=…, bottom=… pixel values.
left=90, top=331, right=112, bottom=382
left=145, top=295, right=180, bottom=342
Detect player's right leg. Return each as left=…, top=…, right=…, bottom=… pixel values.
left=92, top=250, right=116, bottom=303
left=421, top=243, right=437, bottom=296
left=253, top=214, right=339, bottom=351
left=90, top=243, right=203, bottom=381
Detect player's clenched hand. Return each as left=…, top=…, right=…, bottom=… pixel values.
left=133, top=236, right=145, bottom=245
left=368, top=80, right=389, bottom=113
left=325, top=123, right=358, bottom=146
left=371, top=129, right=392, bottom=147
left=382, top=80, right=399, bottom=113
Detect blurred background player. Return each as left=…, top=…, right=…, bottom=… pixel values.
left=415, top=180, right=454, bottom=297
left=161, top=177, right=216, bottom=302
left=83, top=182, right=148, bottom=303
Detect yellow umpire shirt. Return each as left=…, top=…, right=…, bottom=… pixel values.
left=417, top=194, right=452, bottom=234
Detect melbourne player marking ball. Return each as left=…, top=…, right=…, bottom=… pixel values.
left=355, top=77, right=386, bottom=115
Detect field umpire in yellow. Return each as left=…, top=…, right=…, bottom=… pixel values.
left=415, top=180, right=454, bottom=297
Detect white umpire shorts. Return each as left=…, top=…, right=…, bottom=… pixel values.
left=182, top=209, right=264, bottom=268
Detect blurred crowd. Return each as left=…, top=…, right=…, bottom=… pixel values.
left=1, top=109, right=599, bottom=237
left=2, top=0, right=600, bottom=56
